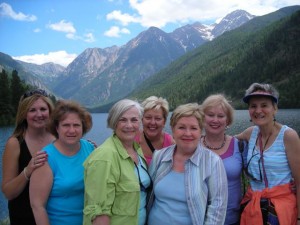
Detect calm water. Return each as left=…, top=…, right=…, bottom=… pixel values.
left=0, top=109, right=300, bottom=220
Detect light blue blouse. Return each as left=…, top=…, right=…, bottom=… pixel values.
left=148, top=143, right=228, bottom=225
left=148, top=170, right=192, bottom=225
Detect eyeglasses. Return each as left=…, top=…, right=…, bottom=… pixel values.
left=23, top=89, right=49, bottom=99
left=244, top=139, right=263, bottom=182
left=134, top=162, right=153, bottom=192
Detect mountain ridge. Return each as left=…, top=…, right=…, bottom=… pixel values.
left=3, top=7, right=299, bottom=109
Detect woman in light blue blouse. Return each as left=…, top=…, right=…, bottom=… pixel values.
left=148, top=103, right=228, bottom=225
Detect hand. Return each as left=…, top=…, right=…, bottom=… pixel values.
left=27, top=151, right=48, bottom=176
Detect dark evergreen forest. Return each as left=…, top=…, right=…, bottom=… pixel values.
left=0, top=69, right=56, bottom=126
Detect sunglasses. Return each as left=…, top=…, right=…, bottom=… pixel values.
left=134, top=162, right=153, bottom=192
left=23, top=89, right=49, bottom=99
left=245, top=138, right=263, bottom=182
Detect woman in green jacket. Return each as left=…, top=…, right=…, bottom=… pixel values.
left=83, top=99, right=151, bottom=225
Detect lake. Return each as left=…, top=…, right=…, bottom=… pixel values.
left=1, top=109, right=300, bottom=221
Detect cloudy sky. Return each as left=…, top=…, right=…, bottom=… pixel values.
left=0, top=0, right=299, bottom=67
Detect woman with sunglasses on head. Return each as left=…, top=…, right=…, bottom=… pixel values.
left=2, top=89, right=55, bottom=225
left=83, top=99, right=151, bottom=225
left=135, top=96, right=175, bottom=165
left=236, top=83, right=300, bottom=225
left=201, top=94, right=243, bottom=225
left=147, top=103, right=228, bottom=225
left=30, top=100, right=95, bottom=225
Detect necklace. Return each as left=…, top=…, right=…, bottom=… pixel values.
left=203, top=134, right=226, bottom=150
left=259, top=131, right=273, bottom=151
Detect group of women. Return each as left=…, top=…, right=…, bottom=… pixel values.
left=2, top=82, right=300, bottom=225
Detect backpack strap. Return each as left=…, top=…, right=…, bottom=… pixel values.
left=238, top=140, right=248, bottom=196
left=144, top=132, right=156, bottom=153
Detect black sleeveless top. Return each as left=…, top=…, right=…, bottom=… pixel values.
left=8, top=138, right=36, bottom=225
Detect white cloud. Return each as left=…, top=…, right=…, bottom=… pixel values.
left=47, top=20, right=95, bottom=42
left=104, top=26, right=130, bottom=37
left=13, top=51, right=77, bottom=67
left=66, top=33, right=77, bottom=40
left=0, top=2, right=37, bottom=21
left=83, top=33, right=96, bottom=43
left=105, top=0, right=299, bottom=28
left=33, top=28, right=41, bottom=33
left=48, top=20, right=76, bottom=33
left=106, top=10, right=138, bottom=26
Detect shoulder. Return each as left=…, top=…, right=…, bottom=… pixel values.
left=163, top=132, right=175, bottom=145
left=3, top=136, right=21, bottom=159
left=196, top=144, right=224, bottom=166
left=85, top=137, right=117, bottom=164
left=80, top=139, right=95, bottom=151
left=5, top=136, right=20, bottom=149
left=236, top=126, right=255, bottom=141
left=283, top=126, right=300, bottom=144
left=151, top=146, right=174, bottom=164
left=154, top=145, right=174, bottom=157
left=43, top=142, right=55, bottom=153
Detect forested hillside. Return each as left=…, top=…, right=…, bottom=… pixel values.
left=0, top=69, right=56, bottom=126
left=0, top=70, right=29, bottom=125
left=129, top=9, right=300, bottom=110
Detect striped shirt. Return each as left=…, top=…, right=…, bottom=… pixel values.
left=148, top=143, right=228, bottom=225
left=247, top=125, right=293, bottom=190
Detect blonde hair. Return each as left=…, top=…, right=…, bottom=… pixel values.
left=202, top=94, right=234, bottom=126
left=13, top=93, right=54, bottom=139
left=142, top=96, right=169, bottom=121
left=170, top=103, right=204, bottom=129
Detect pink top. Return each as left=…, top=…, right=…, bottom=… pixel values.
left=135, top=132, right=173, bottom=165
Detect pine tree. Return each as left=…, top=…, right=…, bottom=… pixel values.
left=0, top=69, right=12, bottom=125
left=11, top=69, right=27, bottom=113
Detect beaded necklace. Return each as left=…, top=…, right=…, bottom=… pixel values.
left=203, top=134, right=226, bottom=150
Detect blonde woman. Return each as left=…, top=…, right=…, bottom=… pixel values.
left=135, top=96, right=174, bottom=165
left=2, top=89, right=54, bottom=225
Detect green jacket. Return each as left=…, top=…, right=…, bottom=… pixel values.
left=83, top=134, right=146, bottom=225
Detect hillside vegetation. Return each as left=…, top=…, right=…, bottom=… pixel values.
left=129, top=9, right=300, bottom=110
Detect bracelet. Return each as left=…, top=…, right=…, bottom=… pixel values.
left=23, top=167, right=30, bottom=180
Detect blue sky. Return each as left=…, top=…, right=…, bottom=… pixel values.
left=0, top=0, right=299, bottom=67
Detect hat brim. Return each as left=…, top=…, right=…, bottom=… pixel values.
left=243, top=93, right=278, bottom=104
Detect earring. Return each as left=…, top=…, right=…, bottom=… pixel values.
left=249, top=119, right=252, bottom=122
left=273, top=117, right=276, bottom=122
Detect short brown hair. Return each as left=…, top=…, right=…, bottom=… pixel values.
left=48, top=100, right=92, bottom=138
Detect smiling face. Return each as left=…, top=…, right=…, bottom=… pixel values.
left=248, top=96, right=277, bottom=126
left=142, top=108, right=166, bottom=139
left=56, top=112, right=83, bottom=146
left=115, top=107, right=140, bottom=146
left=26, top=98, right=51, bottom=129
left=204, top=105, right=228, bottom=136
left=172, top=116, right=201, bottom=154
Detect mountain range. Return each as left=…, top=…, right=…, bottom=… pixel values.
left=0, top=9, right=255, bottom=107
left=128, top=6, right=300, bottom=110
left=1, top=6, right=299, bottom=110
